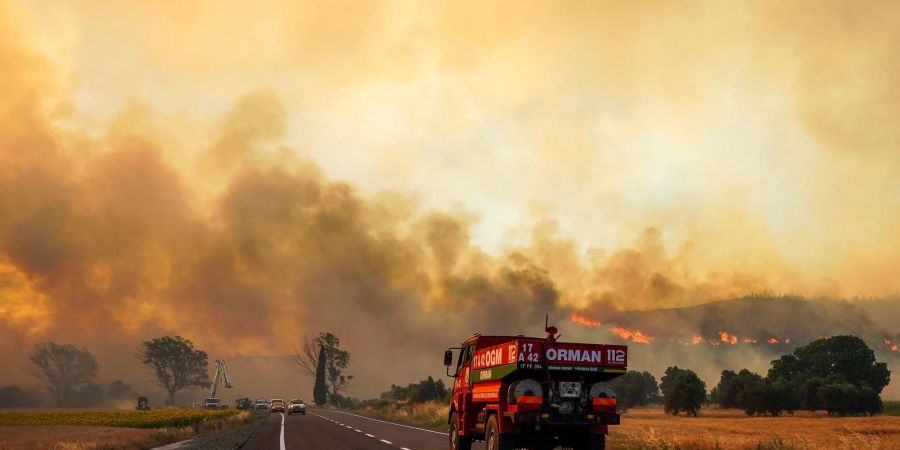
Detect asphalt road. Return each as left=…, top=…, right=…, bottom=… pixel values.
left=243, top=408, right=486, bottom=450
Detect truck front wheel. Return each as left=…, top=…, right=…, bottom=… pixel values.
left=485, top=414, right=515, bottom=450
left=449, top=412, right=472, bottom=450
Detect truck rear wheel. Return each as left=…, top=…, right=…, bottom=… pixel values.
left=485, top=414, right=515, bottom=450
left=449, top=412, right=472, bottom=450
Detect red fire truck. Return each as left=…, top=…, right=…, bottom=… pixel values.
left=443, top=323, right=626, bottom=450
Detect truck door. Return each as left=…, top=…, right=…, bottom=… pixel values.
left=453, top=343, right=475, bottom=432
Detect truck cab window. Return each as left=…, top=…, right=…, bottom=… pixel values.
left=456, top=344, right=474, bottom=376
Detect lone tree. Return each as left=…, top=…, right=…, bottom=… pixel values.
left=294, top=332, right=353, bottom=400
left=139, top=336, right=211, bottom=405
left=29, top=342, right=98, bottom=406
left=313, top=345, right=327, bottom=406
left=660, top=366, right=706, bottom=416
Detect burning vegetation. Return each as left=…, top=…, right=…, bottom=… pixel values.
left=569, top=299, right=898, bottom=366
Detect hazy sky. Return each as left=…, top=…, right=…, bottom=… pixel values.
left=2, top=0, right=900, bottom=398
left=12, top=0, right=900, bottom=295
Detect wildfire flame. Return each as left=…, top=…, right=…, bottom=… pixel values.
left=610, top=326, right=653, bottom=344
left=570, top=313, right=602, bottom=328
left=568, top=313, right=650, bottom=344
left=718, top=330, right=738, bottom=345
left=567, top=313, right=813, bottom=349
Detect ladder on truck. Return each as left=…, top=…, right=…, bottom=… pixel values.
left=203, top=360, right=233, bottom=408
left=210, top=360, right=233, bottom=398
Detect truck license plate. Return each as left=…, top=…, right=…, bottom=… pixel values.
left=559, top=382, right=581, bottom=398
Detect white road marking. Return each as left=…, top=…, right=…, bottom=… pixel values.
left=312, top=412, right=420, bottom=449
left=318, top=409, right=445, bottom=435
left=279, top=413, right=286, bottom=450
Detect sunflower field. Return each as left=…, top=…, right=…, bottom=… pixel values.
left=0, top=408, right=240, bottom=428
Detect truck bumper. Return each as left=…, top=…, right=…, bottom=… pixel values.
left=503, top=410, right=620, bottom=427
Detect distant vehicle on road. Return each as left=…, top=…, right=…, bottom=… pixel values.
left=270, top=398, right=285, bottom=413
left=287, top=399, right=306, bottom=415
left=255, top=399, right=268, bottom=410
left=235, top=397, right=252, bottom=410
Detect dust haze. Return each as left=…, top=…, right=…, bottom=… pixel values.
left=2, top=0, right=900, bottom=401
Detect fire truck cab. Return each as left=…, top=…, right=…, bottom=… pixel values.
left=444, top=326, right=626, bottom=450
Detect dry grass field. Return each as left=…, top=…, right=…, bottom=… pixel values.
left=0, top=426, right=180, bottom=450
left=354, top=403, right=900, bottom=450
left=608, top=407, right=900, bottom=450
left=355, top=400, right=450, bottom=428
left=0, top=409, right=256, bottom=450
left=0, top=408, right=239, bottom=428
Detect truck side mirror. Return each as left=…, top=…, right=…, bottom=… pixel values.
left=444, top=349, right=454, bottom=367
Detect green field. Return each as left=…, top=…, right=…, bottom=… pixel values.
left=0, top=408, right=241, bottom=428
left=884, top=401, right=900, bottom=416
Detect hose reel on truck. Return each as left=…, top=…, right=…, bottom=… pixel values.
left=507, top=378, right=543, bottom=404
left=589, top=381, right=616, bottom=399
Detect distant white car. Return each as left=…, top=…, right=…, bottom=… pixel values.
left=287, top=399, right=306, bottom=415
left=255, top=399, right=268, bottom=410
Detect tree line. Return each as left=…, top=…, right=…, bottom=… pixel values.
left=17, top=342, right=139, bottom=407
left=616, top=335, right=891, bottom=417
left=710, top=335, right=889, bottom=416
left=8, top=331, right=355, bottom=408
left=15, top=337, right=213, bottom=407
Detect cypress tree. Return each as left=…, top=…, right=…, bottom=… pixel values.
left=314, top=345, right=327, bottom=406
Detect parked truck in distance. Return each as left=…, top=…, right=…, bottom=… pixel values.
left=203, top=360, right=233, bottom=410
left=202, top=397, right=223, bottom=409
left=444, top=322, right=626, bottom=450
